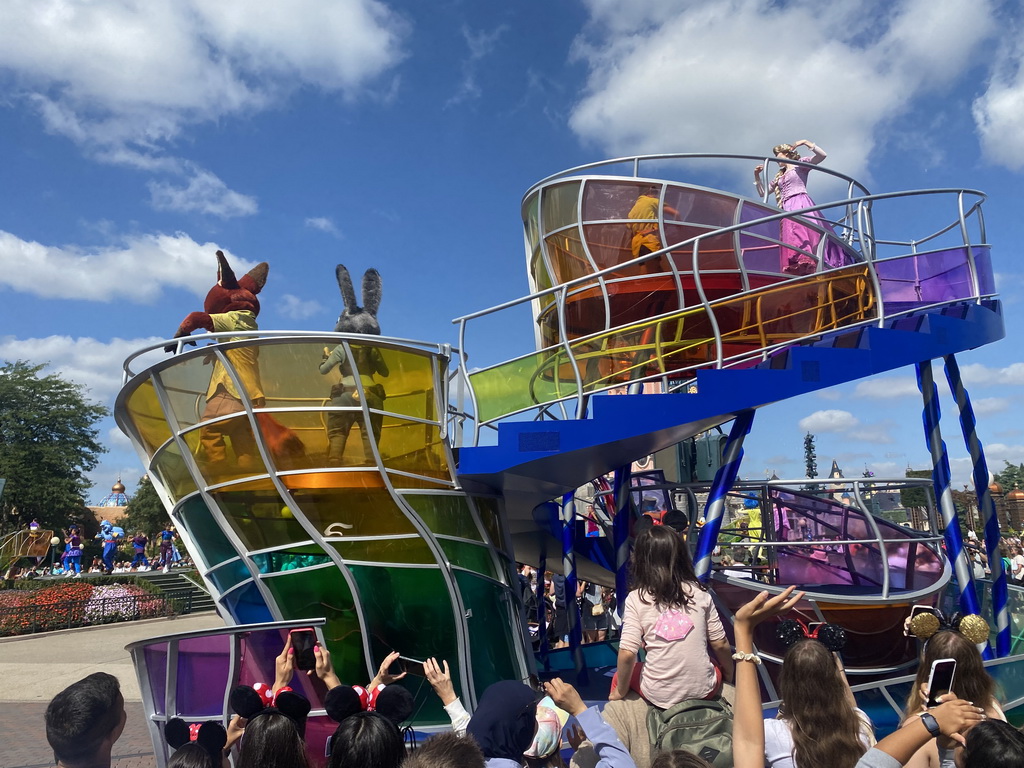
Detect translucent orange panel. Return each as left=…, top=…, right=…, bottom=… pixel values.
left=540, top=181, right=581, bottom=233
left=123, top=378, right=172, bottom=456
left=151, top=441, right=199, bottom=502
left=379, top=418, right=452, bottom=481
left=544, top=229, right=593, bottom=283
left=288, top=486, right=417, bottom=538
left=212, top=486, right=309, bottom=550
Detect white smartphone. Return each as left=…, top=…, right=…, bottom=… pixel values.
left=926, top=658, right=957, bottom=708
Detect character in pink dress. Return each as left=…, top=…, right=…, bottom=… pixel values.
left=755, top=140, right=848, bottom=274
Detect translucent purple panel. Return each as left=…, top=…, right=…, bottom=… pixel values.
left=875, top=249, right=974, bottom=307
left=973, top=246, right=994, bottom=294
left=581, top=180, right=653, bottom=221
left=739, top=201, right=785, bottom=273
left=144, top=643, right=169, bottom=715
left=662, top=187, right=737, bottom=228
left=175, top=635, right=231, bottom=716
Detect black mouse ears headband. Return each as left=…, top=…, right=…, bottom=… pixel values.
left=165, top=718, right=227, bottom=763
left=776, top=618, right=847, bottom=652
left=324, top=682, right=414, bottom=726
left=904, top=606, right=990, bottom=645
left=229, top=684, right=312, bottom=736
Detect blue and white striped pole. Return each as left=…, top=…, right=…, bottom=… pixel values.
left=612, top=466, right=633, bottom=621
left=695, top=411, right=756, bottom=582
left=916, top=361, right=983, bottom=621
left=944, top=354, right=1008, bottom=656
left=561, top=491, right=586, bottom=682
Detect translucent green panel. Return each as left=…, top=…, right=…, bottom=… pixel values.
left=288, top=487, right=417, bottom=537
left=522, top=192, right=540, bottom=254
left=541, top=181, right=581, bottom=232
left=473, top=497, right=507, bottom=551
left=348, top=565, right=457, bottom=725
left=181, top=418, right=271, bottom=483
left=454, top=571, right=525, bottom=689
left=403, top=495, right=483, bottom=541
left=151, top=441, right=198, bottom=502
left=155, top=354, right=220, bottom=431
left=469, top=352, right=577, bottom=422
left=124, top=378, right=172, bottom=456
left=177, top=496, right=238, bottom=568
left=207, top=560, right=251, bottom=593
left=544, top=230, right=593, bottom=283
left=261, top=568, right=366, bottom=687
left=252, top=548, right=333, bottom=574
left=439, top=539, right=496, bottom=579
left=332, top=537, right=434, bottom=564
left=380, top=418, right=451, bottom=481
left=213, top=487, right=309, bottom=550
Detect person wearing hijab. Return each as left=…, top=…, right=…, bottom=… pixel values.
left=467, top=681, right=540, bottom=767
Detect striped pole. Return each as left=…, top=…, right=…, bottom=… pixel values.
left=916, top=361, right=983, bottom=621
left=561, top=491, right=586, bottom=682
left=695, top=410, right=756, bottom=581
left=612, top=466, right=633, bottom=621
left=944, top=354, right=1008, bottom=656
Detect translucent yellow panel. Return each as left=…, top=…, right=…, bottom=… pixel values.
left=403, top=494, right=484, bottom=541
left=541, top=181, right=581, bottom=233
left=288, top=486, right=417, bottom=538
left=156, top=353, right=224, bottom=431
left=255, top=342, right=340, bottom=405
left=181, top=418, right=270, bottom=483
left=385, top=471, right=453, bottom=490
left=531, top=247, right=555, bottom=295
left=124, top=378, right=172, bottom=456
left=522, top=192, right=540, bottom=255
left=332, top=537, right=434, bottom=564
left=151, top=441, right=199, bottom=502
left=370, top=347, right=438, bottom=422
left=212, top=487, right=308, bottom=551
left=379, top=417, right=451, bottom=481
left=544, top=229, right=593, bottom=284
left=255, top=409, right=330, bottom=472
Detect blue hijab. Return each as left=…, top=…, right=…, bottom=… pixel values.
left=467, top=681, right=538, bottom=762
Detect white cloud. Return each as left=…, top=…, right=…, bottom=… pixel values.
left=972, top=397, right=1010, bottom=416
left=958, top=362, right=1024, bottom=387
left=149, top=168, right=258, bottom=218
left=849, top=424, right=895, bottom=444
left=446, top=24, right=509, bottom=107
left=0, top=335, right=166, bottom=405
left=106, top=427, right=134, bottom=451
left=305, top=217, right=342, bottom=237
left=280, top=294, right=325, bottom=321
left=569, top=0, right=995, bottom=180
left=799, top=409, right=859, bottom=433
left=973, top=32, right=1024, bottom=169
left=0, top=0, right=408, bottom=165
left=0, top=230, right=257, bottom=302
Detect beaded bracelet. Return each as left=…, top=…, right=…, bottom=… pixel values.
left=732, top=651, right=762, bottom=665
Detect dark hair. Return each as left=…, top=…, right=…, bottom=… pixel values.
left=630, top=525, right=703, bottom=609
left=777, top=641, right=865, bottom=768
left=236, top=711, right=310, bottom=768
left=650, top=750, right=715, bottom=768
left=45, top=672, right=124, bottom=766
left=961, top=719, right=1024, bottom=767
left=405, top=732, right=484, bottom=768
left=905, top=630, right=998, bottom=717
left=329, top=711, right=403, bottom=768
left=168, top=743, right=216, bottom=768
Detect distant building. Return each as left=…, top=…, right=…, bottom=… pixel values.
left=86, top=478, right=130, bottom=524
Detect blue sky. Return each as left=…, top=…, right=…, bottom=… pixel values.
left=1, top=0, right=1023, bottom=503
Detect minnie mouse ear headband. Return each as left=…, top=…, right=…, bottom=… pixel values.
left=230, top=684, right=312, bottom=737
left=904, top=606, right=990, bottom=645
left=165, top=718, right=227, bottom=763
left=776, top=618, right=847, bottom=653
left=325, top=683, right=414, bottom=726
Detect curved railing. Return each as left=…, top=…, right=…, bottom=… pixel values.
left=455, top=181, right=991, bottom=441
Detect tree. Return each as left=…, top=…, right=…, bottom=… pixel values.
left=994, top=461, right=1024, bottom=491
left=0, top=361, right=108, bottom=533
left=900, top=468, right=932, bottom=511
left=121, top=475, right=170, bottom=536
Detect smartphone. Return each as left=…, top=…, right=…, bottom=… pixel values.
left=398, top=656, right=426, bottom=677
left=926, top=658, right=957, bottom=708
left=289, top=628, right=317, bottom=671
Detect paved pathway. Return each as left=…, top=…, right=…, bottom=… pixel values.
left=0, top=612, right=224, bottom=768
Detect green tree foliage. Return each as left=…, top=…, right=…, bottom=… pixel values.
left=900, top=468, right=932, bottom=511
left=994, top=461, right=1024, bottom=491
left=0, top=361, right=108, bottom=533
left=121, top=475, right=170, bottom=536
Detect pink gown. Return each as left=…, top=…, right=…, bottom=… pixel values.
left=770, top=158, right=848, bottom=273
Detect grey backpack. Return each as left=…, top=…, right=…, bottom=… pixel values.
left=646, top=696, right=733, bottom=768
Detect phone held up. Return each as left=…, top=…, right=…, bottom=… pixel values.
left=926, top=657, right=957, bottom=708
left=289, top=628, right=318, bottom=671
left=387, top=655, right=426, bottom=677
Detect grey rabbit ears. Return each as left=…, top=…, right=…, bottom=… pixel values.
left=334, top=264, right=382, bottom=335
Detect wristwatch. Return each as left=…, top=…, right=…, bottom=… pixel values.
left=919, top=711, right=941, bottom=738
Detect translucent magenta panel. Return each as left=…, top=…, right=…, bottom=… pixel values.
left=438, top=539, right=497, bottom=579
left=545, top=230, right=594, bottom=283
left=403, top=494, right=484, bottom=541
left=454, top=571, right=524, bottom=688
left=260, top=569, right=365, bottom=687
left=523, top=192, right=540, bottom=255
left=221, top=581, right=272, bottom=624
left=583, top=223, right=643, bottom=272
left=181, top=417, right=270, bottom=482
left=175, top=634, right=231, bottom=716
left=663, top=186, right=738, bottom=228
left=541, top=180, right=581, bottom=232
left=380, top=418, right=452, bottom=481
left=252, top=547, right=332, bottom=574
left=332, top=537, right=434, bottom=564
left=664, top=225, right=738, bottom=271
left=213, top=485, right=309, bottom=550
left=156, top=353, right=225, bottom=431
left=151, top=441, right=198, bottom=502
left=177, top=496, right=238, bottom=568
left=124, top=379, right=172, bottom=455
left=348, top=564, right=458, bottom=725
left=143, top=643, right=169, bottom=715
left=581, top=180, right=659, bottom=222
left=289, top=486, right=417, bottom=538
left=207, top=560, right=251, bottom=594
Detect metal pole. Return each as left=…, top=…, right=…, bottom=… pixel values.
left=561, top=492, right=586, bottom=683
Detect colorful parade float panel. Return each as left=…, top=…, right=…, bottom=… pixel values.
left=118, top=154, right=1019, bottom=763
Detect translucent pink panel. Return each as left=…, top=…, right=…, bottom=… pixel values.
left=581, top=180, right=656, bottom=221
left=662, top=187, right=737, bottom=227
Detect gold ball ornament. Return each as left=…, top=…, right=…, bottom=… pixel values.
left=909, top=611, right=941, bottom=640
left=957, top=614, right=990, bottom=645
